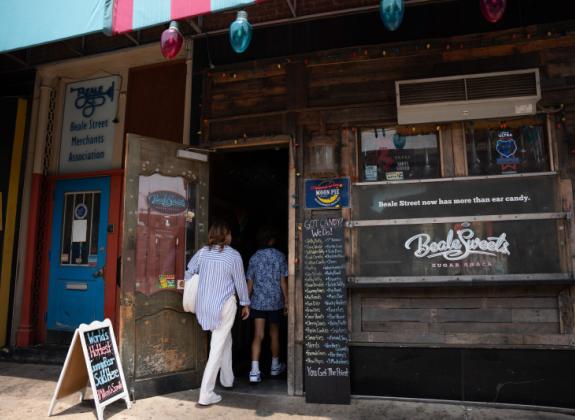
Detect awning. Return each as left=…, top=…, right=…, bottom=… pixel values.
left=104, top=0, right=263, bottom=35
left=0, top=0, right=262, bottom=54
left=0, top=0, right=105, bottom=53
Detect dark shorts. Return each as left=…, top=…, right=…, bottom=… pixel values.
left=250, top=308, right=284, bottom=324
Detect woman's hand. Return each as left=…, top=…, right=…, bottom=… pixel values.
left=241, top=305, right=250, bottom=320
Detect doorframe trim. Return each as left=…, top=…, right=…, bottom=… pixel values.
left=38, top=169, right=123, bottom=343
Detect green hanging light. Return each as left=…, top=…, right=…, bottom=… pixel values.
left=229, top=11, right=252, bottom=54
left=380, top=0, right=404, bottom=31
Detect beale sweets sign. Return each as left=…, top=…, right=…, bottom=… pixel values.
left=352, top=176, right=564, bottom=278
left=404, top=225, right=510, bottom=261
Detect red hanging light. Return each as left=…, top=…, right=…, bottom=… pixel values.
left=480, top=0, right=507, bottom=24
left=160, top=21, right=183, bottom=59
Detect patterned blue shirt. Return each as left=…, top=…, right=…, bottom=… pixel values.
left=186, top=245, right=250, bottom=331
left=246, top=248, right=288, bottom=311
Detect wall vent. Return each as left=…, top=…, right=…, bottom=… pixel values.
left=396, top=69, right=540, bottom=125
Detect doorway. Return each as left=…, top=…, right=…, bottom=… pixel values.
left=46, top=177, right=110, bottom=343
left=210, top=146, right=289, bottom=392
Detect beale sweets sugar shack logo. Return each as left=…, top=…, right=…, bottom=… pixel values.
left=311, top=181, right=344, bottom=207
left=404, top=224, right=510, bottom=261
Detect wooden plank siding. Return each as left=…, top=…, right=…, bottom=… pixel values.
left=351, top=286, right=574, bottom=347
left=201, top=22, right=575, bottom=356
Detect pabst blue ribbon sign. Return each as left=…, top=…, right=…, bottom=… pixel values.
left=404, top=226, right=510, bottom=261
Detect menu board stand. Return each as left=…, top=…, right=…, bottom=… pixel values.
left=303, top=217, right=351, bottom=404
left=48, top=319, right=131, bottom=420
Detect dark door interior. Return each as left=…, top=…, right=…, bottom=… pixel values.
left=210, top=147, right=289, bottom=385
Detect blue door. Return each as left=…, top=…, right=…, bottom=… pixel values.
left=47, top=177, right=110, bottom=331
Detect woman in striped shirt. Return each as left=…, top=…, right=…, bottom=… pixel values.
left=186, top=221, right=250, bottom=406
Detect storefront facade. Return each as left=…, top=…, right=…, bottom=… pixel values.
left=196, top=14, right=575, bottom=407
left=5, top=0, right=575, bottom=409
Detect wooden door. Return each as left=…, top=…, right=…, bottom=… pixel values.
left=121, top=134, right=209, bottom=398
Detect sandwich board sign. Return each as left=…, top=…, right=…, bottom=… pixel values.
left=48, top=319, right=131, bottom=420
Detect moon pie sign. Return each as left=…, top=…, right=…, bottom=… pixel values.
left=305, top=178, right=350, bottom=209
left=147, top=191, right=187, bottom=214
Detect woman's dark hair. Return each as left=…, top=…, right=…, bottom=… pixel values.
left=208, top=221, right=231, bottom=251
left=257, top=226, right=278, bottom=248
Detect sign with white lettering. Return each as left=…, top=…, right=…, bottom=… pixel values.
left=354, top=176, right=557, bottom=220
left=303, top=217, right=350, bottom=404
left=48, top=319, right=131, bottom=420
left=59, top=76, right=120, bottom=173
left=357, top=220, right=561, bottom=277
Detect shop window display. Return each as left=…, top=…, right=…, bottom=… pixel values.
left=465, top=117, right=549, bottom=176
left=360, top=127, right=440, bottom=182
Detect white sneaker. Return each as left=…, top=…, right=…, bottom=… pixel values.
left=198, top=393, right=222, bottom=406
left=270, top=362, right=286, bottom=376
left=249, top=371, right=261, bottom=383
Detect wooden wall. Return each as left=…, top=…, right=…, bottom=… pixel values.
left=200, top=21, right=575, bottom=394
left=351, top=286, right=574, bottom=347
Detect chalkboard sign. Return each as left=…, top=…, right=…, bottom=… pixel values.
left=303, top=217, right=350, bottom=404
left=48, top=319, right=131, bottom=420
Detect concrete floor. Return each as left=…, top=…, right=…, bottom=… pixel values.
left=1, top=361, right=573, bottom=420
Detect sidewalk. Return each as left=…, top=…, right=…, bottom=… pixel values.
left=1, top=361, right=573, bottom=420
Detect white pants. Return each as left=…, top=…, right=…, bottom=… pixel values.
left=198, top=296, right=236, bottom=404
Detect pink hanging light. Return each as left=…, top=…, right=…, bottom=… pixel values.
left=480, top=0, right=507, bottom=24
left=160, top=21, right=184, bottom=59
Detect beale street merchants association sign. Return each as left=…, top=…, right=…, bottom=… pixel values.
left=59, top=76, right=120, bottom=173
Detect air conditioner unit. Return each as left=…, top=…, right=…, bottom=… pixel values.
left=396, top=69, right=541, bottom=125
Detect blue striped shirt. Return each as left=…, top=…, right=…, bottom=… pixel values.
left=186, top=245, right=250, bottom=331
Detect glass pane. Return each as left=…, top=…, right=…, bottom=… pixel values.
left=59, top=190, right=101, bottom=266
left=90, top=192, right=101, bottom=258
left=465, top=117, right=549, bottom=176
left=360, top=127, right=440, bottom=182
left=60, top=194, right=72, bottom=265
left=136, top=174, right=188, bottom=295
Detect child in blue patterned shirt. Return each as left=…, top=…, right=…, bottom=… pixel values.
left=246, top=226, right=288, bottom=383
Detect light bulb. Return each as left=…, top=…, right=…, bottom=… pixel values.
left=229, top=11, right=252, bottom=54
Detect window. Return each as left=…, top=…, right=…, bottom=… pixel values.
left=360, top=127, right=440, bottom=182
left=465, top=117, right=549, bottom=176
left=60, top=191, right=101, bottom=266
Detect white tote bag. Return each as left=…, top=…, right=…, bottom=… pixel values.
left=183, top=248, right=204, bottom=313
left=183, top=273, right=199, bottom=313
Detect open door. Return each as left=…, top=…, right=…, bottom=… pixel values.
left=121, top=134, right=209, bottom=398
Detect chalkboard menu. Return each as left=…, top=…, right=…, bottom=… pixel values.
left=48, top=319, right=131, bottom=420
left=303, top=217, right=350, bottom=404
left=84, top=326, right=124, bottom=403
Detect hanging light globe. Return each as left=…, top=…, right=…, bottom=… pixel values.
left=229, top=11, right=252, bottom=54
left=480, top=0, right=507, bottom=23
left=380, top=0, right=404, bottom=31
left=160, top=21, right=183, bottom=59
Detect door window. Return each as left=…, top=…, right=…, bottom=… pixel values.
left=60, top=191, right=101, bottom=266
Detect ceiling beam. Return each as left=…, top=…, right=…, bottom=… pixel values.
left=286, top=0, right=296, bottom=17
left=190, top=0, right=458, bottom=39
left=125, top=33, right=140, bottom=46
left=3, top=53, right=28, bottom=68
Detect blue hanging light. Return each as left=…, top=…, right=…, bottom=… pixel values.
left=229, top=11, right=252, bottom=54
left=380, top=0, right=404, bottom=31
